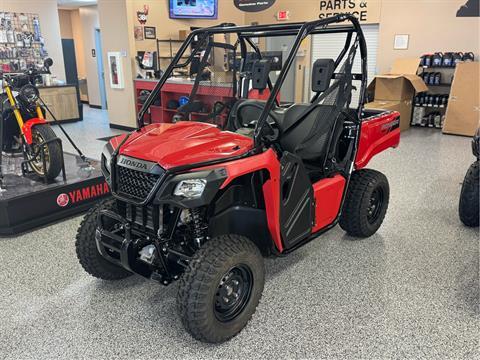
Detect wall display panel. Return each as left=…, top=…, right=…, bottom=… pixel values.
left=0, top=12, right=48, bottom=73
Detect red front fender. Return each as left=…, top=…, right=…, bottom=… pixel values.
left=196, top=148, right=283, bottom=252
left=22, top=118, right=47, bottom=144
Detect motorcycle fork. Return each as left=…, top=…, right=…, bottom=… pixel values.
left=36, top=105, right=44, bottom=119
left=5, top=85, right=25, bottom=133
left=5, top=85, right=44, bottom=145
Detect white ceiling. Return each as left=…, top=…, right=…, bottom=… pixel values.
left=57, top=0, right=97, bottom=9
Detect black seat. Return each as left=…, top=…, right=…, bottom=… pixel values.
left=278, top=57, right=349, bottom=168
left=279, top=104, right=342, bottom=162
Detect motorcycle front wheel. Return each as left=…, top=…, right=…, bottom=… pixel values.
left=27, top=124, right=62, bottom=180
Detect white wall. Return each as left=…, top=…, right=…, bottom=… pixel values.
left=98, top=0, right=137, bottom=128
left=2, top=0, right=66, bottom=82
left=78, top=6, right=101, bottom=107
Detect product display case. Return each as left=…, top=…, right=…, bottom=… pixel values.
left=134, top=78, right=236, bottom=127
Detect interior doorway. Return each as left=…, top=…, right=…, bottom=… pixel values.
left=94, top=28, right=108, bottom=109
left=61, top=39, right=79, bottom=86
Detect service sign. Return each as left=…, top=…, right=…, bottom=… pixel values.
left=319, top=0, right=381, bottom=23
left=234, top=0, right=276, bottom=12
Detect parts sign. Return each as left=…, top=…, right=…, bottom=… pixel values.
left=319, top=0, right=381, bottom=23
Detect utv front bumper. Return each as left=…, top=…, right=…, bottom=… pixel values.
left=96, top=210, right=148, bottom=274
left=95, top=209, right=177, bottom=284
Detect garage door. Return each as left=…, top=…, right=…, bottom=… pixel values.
left=310, top=24, right=379, bottom=107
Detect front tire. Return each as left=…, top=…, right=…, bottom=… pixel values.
left=75, top=198, right=132, bottom=280
left=177, top=235, right=265, bottom=343
left=459, top=161, right=479, bottom=227
left=340, top=169, right=390, bottom=237
left=28, top=124, right=62, bottom=180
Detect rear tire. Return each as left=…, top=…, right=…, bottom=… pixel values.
left=75, top=198, right=132, bottom=280
left=177, top=234, right=265, bottom=343
left=340, top=169, right=390, bottom=237
left=29, top=124, right=62, bottom=180
left=459, top=161, right=479, bottom=227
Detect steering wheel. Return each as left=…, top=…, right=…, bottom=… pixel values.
left=235, top=101, right=282, bottom=142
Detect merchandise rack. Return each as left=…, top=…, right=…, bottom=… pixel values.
left=134, top=79, right=235, bottom=128
left=410, top=64, right=455, bottom=129
left=155, top=38, right=215, bottom=68
left=0, top=11, right=48, bottom=73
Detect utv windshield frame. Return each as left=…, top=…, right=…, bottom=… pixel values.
left=137, top=14, right=367, bottom=149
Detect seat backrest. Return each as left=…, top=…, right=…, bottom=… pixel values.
left=280, top=104, right=340, bottom=161
left=278, top=53, right=355, bottom=164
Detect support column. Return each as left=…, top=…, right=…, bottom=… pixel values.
left=97, top=0, right=137, bottom=129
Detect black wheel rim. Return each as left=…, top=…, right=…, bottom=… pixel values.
left=367, top=187, right=384, bottom=224
left=214, top=264, right=253, bottom=323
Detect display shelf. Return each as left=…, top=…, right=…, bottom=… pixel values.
left=410, top=123, right=442, bottom=129
left=419, top=65, right=457, bottom=69
left=158, top=56, right=190, bottom=59
left=411, top=55, right=458, bottom=132
left=157, top=39, right=184, bottom=43
left=134, top=79, right=237, bottom=128
left=424, top=83, right=451, bottom=87
left=413, top=104, right=446, bottom=109
left=134, top=78, right=271, bottom=129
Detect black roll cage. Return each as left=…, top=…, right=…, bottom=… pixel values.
left=137, top=14, right=367, bottom=150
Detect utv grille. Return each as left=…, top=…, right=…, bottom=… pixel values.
left=116, top=165, right=162, bottom=202
left=121, top=202, right=160, bottom=231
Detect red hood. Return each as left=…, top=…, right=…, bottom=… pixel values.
left=109, top=122, right=253, bottom=169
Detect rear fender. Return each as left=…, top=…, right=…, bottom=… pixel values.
left=355, top=111, right=400, bottom=169
left=22, top=118, right=48, bottom=144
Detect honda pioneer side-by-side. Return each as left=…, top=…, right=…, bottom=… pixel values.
left=76, top=15, right=400, bottom=343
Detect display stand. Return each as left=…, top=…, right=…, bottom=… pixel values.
left=0, top=152, right=109, bottom=235
left=411, top=64, right=454, bottom=129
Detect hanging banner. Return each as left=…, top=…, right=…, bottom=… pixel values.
left=318, top=0, right=381, bottom=24
left=234, top=0, right=276, bottom=13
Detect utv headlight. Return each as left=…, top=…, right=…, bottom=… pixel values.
left=174, top=179, right=207, bottom=198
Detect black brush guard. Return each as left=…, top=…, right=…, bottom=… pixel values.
left=96, top=208, right=188, bottom=285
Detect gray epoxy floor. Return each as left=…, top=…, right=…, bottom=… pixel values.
left=0, top=128, right=478, bottom=359
left=52, top=105, right=125, bottom=159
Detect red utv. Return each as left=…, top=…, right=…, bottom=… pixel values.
left=76, top=15, right=400, bottom=343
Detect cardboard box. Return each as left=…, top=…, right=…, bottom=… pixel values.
left=443, top=62, right=480, bottom=137
left=364, top=99, right=412, bottom=132
left=368, top=58, right=428, bottom=101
